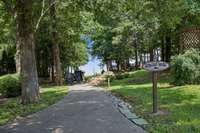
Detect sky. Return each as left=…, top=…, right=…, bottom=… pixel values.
left=79, top=36, right=106, bottom=76
left=79, top=57, right=104, bottom=76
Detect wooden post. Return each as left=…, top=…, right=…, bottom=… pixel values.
left=152, top=72, right=158, bottom=113
left=108, top=77, right=110, bottom=89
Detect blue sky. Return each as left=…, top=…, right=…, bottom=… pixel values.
left=79, top=37, right=106, bottom=76
left=79, top=57, right=103, bottom=76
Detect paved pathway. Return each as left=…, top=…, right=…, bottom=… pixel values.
left=0, top=84, right=146, bottom=133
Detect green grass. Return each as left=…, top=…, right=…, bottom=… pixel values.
left=0, top=85, right=67, bottom=126
left=108, top=70, right=200, bottom=133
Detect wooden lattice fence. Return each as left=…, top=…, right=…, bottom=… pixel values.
left=180, top=27, right=200, bottom=51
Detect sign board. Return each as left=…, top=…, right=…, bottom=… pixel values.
left=143, top=61, right=169, bottom=113
left=143, top=61, right=169, bottom=72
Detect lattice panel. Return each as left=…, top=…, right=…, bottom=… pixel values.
left=180, top=27, right=200, bottom=51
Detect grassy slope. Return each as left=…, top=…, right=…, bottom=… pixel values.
left=0, top=86, right=67, bottom=126
left=109, top=70, right=200, bottom=133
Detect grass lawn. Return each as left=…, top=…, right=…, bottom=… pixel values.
left=108, top=70, right=200, bottom=133
left=0, top=85, right=67, bottom=126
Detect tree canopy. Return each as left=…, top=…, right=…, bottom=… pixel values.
left=0, top=0, right=200, bottom=103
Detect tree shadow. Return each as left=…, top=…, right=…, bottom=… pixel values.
left=113, top=85, right=197, bottom=105
left=126, top=72, right=171, bottom=85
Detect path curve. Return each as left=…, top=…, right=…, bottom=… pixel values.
left=0, top=84, right=146, bottom=133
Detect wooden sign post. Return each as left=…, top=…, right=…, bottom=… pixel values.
left=144, top=62, right=169, bottom=113
left=105, top=71, right=113, bottom=89
left=108, top=77, right=110, bottom=89
left=152, top=71, right=158, bottom=113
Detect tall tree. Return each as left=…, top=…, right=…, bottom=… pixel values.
left=49, top=0, right=63, bottom=85
left=16, top=0, right=39, bottom=104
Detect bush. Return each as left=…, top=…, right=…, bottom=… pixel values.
left=84, top=75, right=94, bottom=82
left=115, top=73, right=130, bottom=80
left=0, top=74, right=21, bottom=97
left=107, top=75, right=116, bottom=82
left=171, top=49, right=200, bottom=85
left=123, top=73, right=130, bottom=78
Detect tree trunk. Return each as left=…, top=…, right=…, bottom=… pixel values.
left=135, top=49, right=138, bottom=69
left=165, top=36, right=171, bottom=62
left=16, top=0, right=39, bottom=104
left=15, top=43, right=21, bottom=73
left=49, top=0, right=63, bottom=85
left=50, top=46, right=55, bottom=82
left=143, top=53, right=146, bottom=64
left=150, top=49, right=154, bottom=61
left=134, top=33, right=139, bottom=69
left=139, top=53, right=143, bottom=68
left=106, top=60, right=111, bottom=71
left=109, top=60, right=113, bottom=71
left=116, top=61, right=119, bottom=71
left=161, top=37, right=165, bottom=61
left=50, top=64, right=55, bottom=82
left=126, top=58, right=130, bottom=70
left=116, top=60, right=121, bottom=71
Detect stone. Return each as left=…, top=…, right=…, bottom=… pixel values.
left=125, top=112, right=138, bottom=119
left=119, top=107, right=129, bottom=114
left=119, top=108, right=138, bottom=119
left=131, top=118, right=148, bottom=126
left=118, top=103, right=128, bottom=110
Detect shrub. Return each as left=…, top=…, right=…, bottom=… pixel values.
left=0, top=74, right=21, bottom=97
left=115, top=73, right=130, bottom=80
left=171, top=49, right=200, bottom=85
left=123, top=73, right=130, bottom=78
left=107, top=75, right=116, bottom=82
left=84, top=75, right=94, bottom=82
left=115, top=74, right=124, bottom=80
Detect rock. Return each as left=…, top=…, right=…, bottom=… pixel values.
left=107, top=90, right=148, bottom=128
left=131, top=118, right=148, bottom=126
left=125, top=112, right=138, bottom=119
